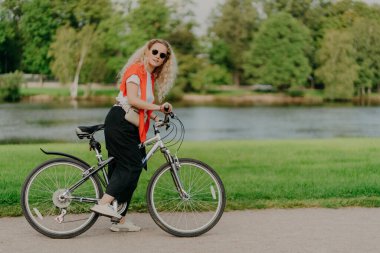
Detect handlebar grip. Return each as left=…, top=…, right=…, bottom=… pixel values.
left=164, top=104, right=170, bottom=113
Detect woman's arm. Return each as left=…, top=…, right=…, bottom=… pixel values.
left=127, top=82, right=161, bottom=111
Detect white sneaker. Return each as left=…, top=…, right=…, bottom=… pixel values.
left=110, top=220, right=141, bottom=232
left=90, top=204, right=122, bottom=219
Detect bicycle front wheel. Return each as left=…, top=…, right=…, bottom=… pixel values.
left=147, top=158, right=226, bottom=237
left=21, top=158, right=103, bottom=239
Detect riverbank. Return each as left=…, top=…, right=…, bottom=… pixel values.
left=181, top=93, right=324, bottom=106
left=2, top=139, right=380, bottom=216
left=19, top=84, right=380, bottom=106
left=21, top=87, right=324, bottom=106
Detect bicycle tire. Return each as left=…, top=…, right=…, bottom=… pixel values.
left=21, top=158, right=103, bottom=239
left=147, top=158, right=226, bottom=237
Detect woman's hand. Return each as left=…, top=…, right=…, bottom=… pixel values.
left=160, top=102, right=173, bottom=113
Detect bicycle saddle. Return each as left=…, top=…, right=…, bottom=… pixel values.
left=75, top=124, right=104, bottom=139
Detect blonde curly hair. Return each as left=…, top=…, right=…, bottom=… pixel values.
left=117, top=39, right=177, bottom=102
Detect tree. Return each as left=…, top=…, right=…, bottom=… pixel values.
left=0, top=8, right=15, bottom=73
left=208, top=0, right=258, bottom=86
left=0, top=0, right=24, bottom=73
left=124, top=0, right=171, bottom=56
left=315, top=30, right=358, bottom=100
left=351, top=18, right=380, bottom=95
left=165, top=0, right=202, bottom=92
left=244, top=12, right=311, bottom=89
left=86, top=13, right=127, bottom=84
left=49, top=26, right=77, bottom=85
left=48, top=0, right=117, bottom=98
left=49, top=25, right=101, bottom=99
left=303, top=0, right=380, bottom=93
left=190, top=62, right=232, bottom=93
left=19, top=0, right=59, bottom=81
left=303, top=0, right=378, bottom=69
left=263, top=0, right=313, bottom=20
left=70, top=25, right=99, bottom=98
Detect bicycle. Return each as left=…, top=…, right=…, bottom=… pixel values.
left=21, top=111, right=226, bottom=239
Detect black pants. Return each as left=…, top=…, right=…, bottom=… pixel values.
left=104, top=106, right=145, bottom=216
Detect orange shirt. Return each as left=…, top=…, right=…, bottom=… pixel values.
left=119, top=63, right=155, bottom=142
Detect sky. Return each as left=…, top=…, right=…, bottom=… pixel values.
left=190, top=0, right=380, bottom=35
left=191, top=0, right=223, bottom=35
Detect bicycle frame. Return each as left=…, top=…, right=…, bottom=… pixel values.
left=45, top=121, right=189, bottom=207
left=140, top=124, right=189, bottom=199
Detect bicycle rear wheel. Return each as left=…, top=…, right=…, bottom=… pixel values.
left=147, top=158, right=226, bottom=237
left=21, top=158, right=103, bottom=239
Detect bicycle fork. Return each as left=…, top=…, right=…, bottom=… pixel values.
left=164, top=152, right=189, bottom=200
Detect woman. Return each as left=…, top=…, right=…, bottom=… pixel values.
left=91, top=39, right=177, bottom=232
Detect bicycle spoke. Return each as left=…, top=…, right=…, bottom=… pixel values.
left=22, top=160, right=101, bottom=238
left=149, top=160, right=225, bottom=236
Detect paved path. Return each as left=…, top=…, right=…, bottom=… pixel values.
left=1, top=208, right=380, bottom=253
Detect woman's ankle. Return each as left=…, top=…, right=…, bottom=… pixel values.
left=98, top=193, right=115, bottom=205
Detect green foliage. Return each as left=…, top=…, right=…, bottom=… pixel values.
left=166, top=22, right=198, bottom=55
left=190, top=63, right=232, bottom=92
left=49, top=26, right=77, bottom=84
left=264, top=0, right=313, bottom=19
left=303, top=1, right=380, bottom=60
left=0, top=71, right=24, bottom=102
left=164, top=1, right=202, bottom=93
left=318, top=0, right=376, bottom=31
left=0, top=11, right=15, bottom=73
left=95, top=14, right=128, bottom=83
left=19, top=0, right=59, bottom=76
left=351, top=17, right=380, bottom=92
left=72, top=1, right=125, bottom=85
left=165, top=85, right=184, bottom=102
left=287, top=88, right=305, bottom=97
left=174, top=53, right=200, bottom=92
left=0, top=0, right=23, bottom=73
left=166, top=0, right=198, bottom=54
left=124, top=0, right=171, bottom=56
left=3, top=0, right=380, bottom=100
left=315, top=30, right=358, bottom=100
left=208, top=40, right=233, bottom=70
left=74, top=25, right=104, bottom=84
left=244, top=12, right=312, bottom=89
left=302, top=0, right=377, bottom=85
left=209, top=0, right=258, bottom=85
left=72, top=0, right=113, bottom=26
left=48, top=0, right=118, bottom=95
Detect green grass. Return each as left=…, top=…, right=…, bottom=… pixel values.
left=21, top=87, right=74, bottom=97
left=2, top=139, right=380, bottom=216
left=20, top=86, right=117, bottom=98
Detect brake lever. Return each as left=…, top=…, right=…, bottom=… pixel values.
left=162, top=104, right=174, bottom=129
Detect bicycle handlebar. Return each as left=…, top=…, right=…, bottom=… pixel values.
left=163, top=104, right=170, bottom=113
left=154, top=108, right=176, bottom=132
left=150, top=109, right=185, bottom=152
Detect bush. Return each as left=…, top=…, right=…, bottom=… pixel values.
left=287, top=88, right=305, bottom=97
left=190, top=64, right=232, bottom=93
left=0, top=71, right=24, bottom=102
left=166, top=85, right=184, bottom=102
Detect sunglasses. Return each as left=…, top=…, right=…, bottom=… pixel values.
left=151, top=49, right=167, bottom=59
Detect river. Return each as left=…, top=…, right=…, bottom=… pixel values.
left=1, top=103, right=380, bottom=142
